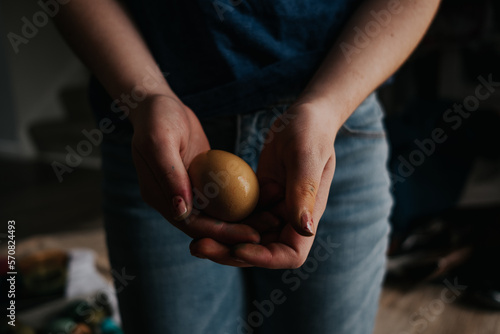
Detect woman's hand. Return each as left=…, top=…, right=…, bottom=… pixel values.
left=130, top=95, right=260, bottom=265
left=189, top=0, right=441, bottom=268
left=190, top=97, right=340, bottom=268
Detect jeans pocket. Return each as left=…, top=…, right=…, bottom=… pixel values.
left=235, top=101, right=292, bottom=170
left=339, top=93, right=386, bottom=138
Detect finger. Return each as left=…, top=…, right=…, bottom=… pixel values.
left=232, top=224, right=313, bottom=269
left=314, top=155, right=336, bottom=217
left=241, top=210, right=282, bottom=233
left=134, top=141, right=193, bottom=222
left=190, top=238, right=254, bottom=267
left=232, top=243, right=303, bottom=269
left=258, top=180, right=284, bottom=207
left=259, top=230, right=281, bottom=244
left=133, top=157, right=260, bottom=244
left=285, top=152, right=323, bottom=236
left=182, top=213, right=261, bottom=244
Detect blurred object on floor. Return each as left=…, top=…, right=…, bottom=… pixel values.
left=1, top=292, right=122, bottom=334
left=40, top=293, right=121, bottom=334
left=0, top=238, right=120, bottom=334
left=387, top=206, right=500, bottom=310
left=459, top=157, right=500, bottom=207
left=18, top=249, right=68, bottom=300
left=2, top=227, right=110, bottom=281
left=2, top=249, right=69, bottom=311
left=374, top=281, right=500, bottom=334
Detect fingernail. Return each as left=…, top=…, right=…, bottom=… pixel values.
left=301, top=211, right=314, bottom=236
left=173, top=196, right=189, bottom=221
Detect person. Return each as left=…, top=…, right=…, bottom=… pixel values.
left=54, top=0, right=440, bottom=333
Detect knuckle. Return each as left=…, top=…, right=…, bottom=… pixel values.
left=287, top=138, right=333, bottom=162
left=287, top=142, right=310, bottom=159
left=162, top=166, right=177, bottom=182
left=297, top=181, right=317, bottom=199
left=146, top=132, right=168, bottom=148
left=135, top=129, right=176, bottom=151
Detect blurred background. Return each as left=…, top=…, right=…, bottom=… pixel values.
left=1, top=0, right=500, bottom=333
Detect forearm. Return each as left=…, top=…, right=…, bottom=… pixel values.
left=299, top=0, right=440, bottom=130
left=53, top=0, right=175, bottom=105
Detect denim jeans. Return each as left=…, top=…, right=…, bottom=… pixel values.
left=99, top=93, right=392, bottom=334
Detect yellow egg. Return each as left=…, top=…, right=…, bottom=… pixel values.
left=188, top=150, right=259, bottom=222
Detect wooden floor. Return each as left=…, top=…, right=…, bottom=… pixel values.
left=375, top=283, right=500, bottom=334
left=3, top=158, right=500, bottom=333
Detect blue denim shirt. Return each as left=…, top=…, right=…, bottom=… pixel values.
left=90, top=0, right=361, bottom=120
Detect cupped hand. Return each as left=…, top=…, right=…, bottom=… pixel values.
left=191, top=98, right=340, bottom=268
left=129, top=95, right=260, bottom=266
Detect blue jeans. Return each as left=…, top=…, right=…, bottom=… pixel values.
left=99, top=93, right=392, bottom=334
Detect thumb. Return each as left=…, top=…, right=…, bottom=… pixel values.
left=156, top=147, right=194, bottom=221
left=135, top=142, right=193, bottom=222
left=285, top=157, right=322, bottom=236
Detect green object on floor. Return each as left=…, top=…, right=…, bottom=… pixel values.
left=45, top=317, right=77, bottom=334
left=100, top=317, right=123, bottom=334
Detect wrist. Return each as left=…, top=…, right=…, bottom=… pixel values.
left=107, top=66, right=181, bottom=125
left=293, top=90, right=346, bottom=134
left=127, top=93, right=183, bottom=127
